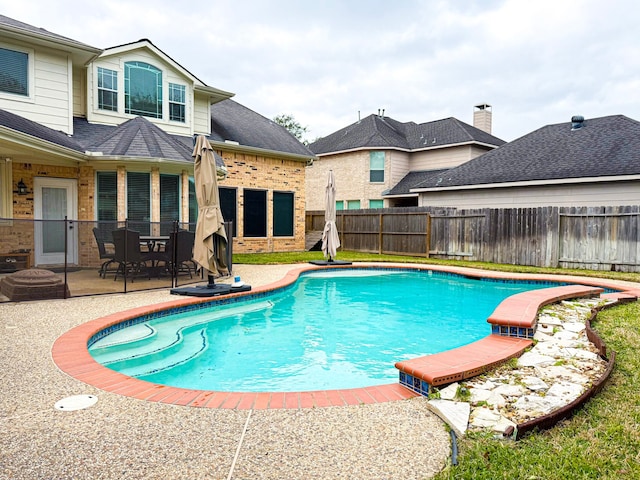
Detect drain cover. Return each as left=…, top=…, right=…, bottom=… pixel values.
left=54, top=395, right=98, bottom=411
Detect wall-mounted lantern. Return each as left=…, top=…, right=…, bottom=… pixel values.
left=14, top=179, right=29, bottom=195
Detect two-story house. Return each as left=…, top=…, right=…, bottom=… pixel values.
left=0, top=15, right=314, bottom=269
left=306, top=105, right=504, bottom=211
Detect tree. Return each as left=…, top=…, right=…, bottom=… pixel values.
left=272, top=113, right=310, bottom=145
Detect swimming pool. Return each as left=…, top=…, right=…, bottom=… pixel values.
left=88, top=268, right=555, bottom=392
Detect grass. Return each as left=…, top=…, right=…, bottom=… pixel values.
left=433, top=301, right=640, bottom=480
left=233, top=250, right=640, bottom=284
left=233, top=251, right=640, bottom=479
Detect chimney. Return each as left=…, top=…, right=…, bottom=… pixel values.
left=473, top=103, right=492, bottom=134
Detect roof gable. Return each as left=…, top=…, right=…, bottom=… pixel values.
left=99, top=39, right=234, bottom=102
left=309, top=114, right=505, bottom=155
left=413, top=115, right=640, bottom=190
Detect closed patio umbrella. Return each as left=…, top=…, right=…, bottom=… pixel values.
left=192, top=135, right=229, bottom=285
left=321, top=170, right=340, bottom=262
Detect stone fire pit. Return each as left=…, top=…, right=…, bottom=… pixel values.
left=0, top=269, right=69, bottom=301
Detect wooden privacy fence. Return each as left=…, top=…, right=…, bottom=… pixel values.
left=305, top=205, right=640, bottom=272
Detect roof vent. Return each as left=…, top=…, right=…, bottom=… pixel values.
left=571, top=115, right=585, bottom=130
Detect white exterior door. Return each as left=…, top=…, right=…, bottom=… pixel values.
left=34, top=177, right=78, bottom=266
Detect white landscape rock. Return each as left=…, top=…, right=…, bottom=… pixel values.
left=563, top=322, right=586, bottom=333
left=426, top=399, right=470, bottom=437
left=517, top=351, right=555, bottom=367
left=438, top=382, right=459, bottom=400
left=440, top=297, right=610, bottom=437
left=521, top=376, right=549, bottom=391
left=492, top=384, right=526, bottom=397
left=546, top=381, right=585, bottom=402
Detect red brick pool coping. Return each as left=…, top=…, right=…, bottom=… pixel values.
left=51, top=263, right=637, bottom=409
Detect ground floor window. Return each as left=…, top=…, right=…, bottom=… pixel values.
left=188, top=176, right=197, bottom=228
left=336, top=200, right=344, bottom=211
left=347, top=200, right=361, bottom=210
left=160, top=174, right=179, bottom=233
left=273, top=191, right=294, bottom=236
left=243, top=189, right=267, bottom=237
left=96, top=171, right=117, bottom=221
left=219, top=187, right=237, bottom=237
left=369, top=199, right=384, bottom=209
left=127, top=172, right=150, bottom=234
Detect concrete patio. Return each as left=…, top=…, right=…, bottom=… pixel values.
left=0, top=264, right=451, bottom=480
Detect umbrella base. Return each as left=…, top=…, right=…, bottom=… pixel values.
left=309, top=260, right=352, bottom=266
left=170, top=283, right=251, bottom=297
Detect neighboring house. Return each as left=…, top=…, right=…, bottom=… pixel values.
left=0, top=14, right=314, bottom=268
left=411, top=115, right=640, bottom=208
left=306, top=105, right=504, bottom=210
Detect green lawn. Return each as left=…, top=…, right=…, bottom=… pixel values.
left=234, top=251, right=640, bottom=479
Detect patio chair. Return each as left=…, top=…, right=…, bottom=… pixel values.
left=92, top=227, right=116, bottom=278
left=112, top=228, right=152, bottom=282
left=158, top=229, right=196, bottom=278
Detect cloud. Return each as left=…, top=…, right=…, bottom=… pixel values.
left=2, top=0, right=639, bottom=142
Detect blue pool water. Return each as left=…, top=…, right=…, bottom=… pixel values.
left=89, top=269, right=553, bottom=392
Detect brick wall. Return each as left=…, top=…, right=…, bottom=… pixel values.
left=219, top=150, right=306, bottom=253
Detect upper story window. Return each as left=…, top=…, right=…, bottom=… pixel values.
left=97, top=67, right=118, bottom=111
left=369, top=151, right=385, bottom=182
left=0, top=46, right=29, bottom=97
left=124, top=61, right=162, bottom=118
left=169, top=83, right=186, bottom=122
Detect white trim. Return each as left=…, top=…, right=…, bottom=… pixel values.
left=0, top=41, right=35, bottom=102
left=0, top=158, right=12, bottom=222
left=33, top=177, right=78, bottom=265
left=315, top=140, right=499, bottom=158
left=410, top=174, right=640, bottom=193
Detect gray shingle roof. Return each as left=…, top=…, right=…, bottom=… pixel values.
left=413, top=115, right=640, bottom=190
left=0, top=108, right=84, bottom=152
left=78, top=116, right=194, bottom=161
left=210, top=99, right=315, bottom=158
left=309, top=114, right=505, bottom=155
left=0, top=14, right=99, bottom=51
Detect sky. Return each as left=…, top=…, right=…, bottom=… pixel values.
left=2, top=0, right=639, bottom=143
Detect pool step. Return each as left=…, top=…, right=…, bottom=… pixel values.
left=90, top=299, right=274, bottom=375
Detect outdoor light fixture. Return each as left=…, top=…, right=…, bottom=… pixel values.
left=14, top=179, right=29, bottom=195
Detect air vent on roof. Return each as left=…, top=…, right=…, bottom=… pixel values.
left=571, top=115, right=585, bottom=130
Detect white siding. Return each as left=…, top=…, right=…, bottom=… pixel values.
left=389, top=150, right=410, bottom=188
left=411, top=145, right=477, bottom=171
left=193, top=93, right=211, bottom=135
left=0, top=44, right=72, bottom=133
left=72, top=66, right=86, bottom=117
left=86, top=49, right=196, bottom=136
left=418, top=181, right=640, bottom=208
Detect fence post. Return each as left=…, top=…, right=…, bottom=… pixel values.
left=426, top=212, right=431, bottom=257
left=379, top=213, right=383, bottom=254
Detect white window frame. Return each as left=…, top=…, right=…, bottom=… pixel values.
left=97, top=66, right=118, bottom=112
left=0, top=42, right=35, bottom=102
left=168, top=83, right=186, bottom=123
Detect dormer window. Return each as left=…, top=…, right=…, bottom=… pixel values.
left=169, top=83, right=186, bottom=123
left=124, top=61, right=162, bottom=118
left=97, top=67, right=118, bottom=111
